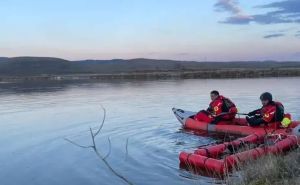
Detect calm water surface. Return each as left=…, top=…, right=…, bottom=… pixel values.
left=0, top=78, right=300, bottom=185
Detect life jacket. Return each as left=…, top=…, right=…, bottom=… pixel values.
left=222, top=96, right=237, bottom=114
left=274, top=101, right=284, bottom=122
left=209, top=95, right=237, bottom=116
left=261, top=101, right=284, bottom=123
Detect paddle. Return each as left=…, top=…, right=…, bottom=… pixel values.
left=213, top=112, right=248, bottom=117
left=236, top=113, right=249, bottom=116
left=212, top=112, right=231, bottom=117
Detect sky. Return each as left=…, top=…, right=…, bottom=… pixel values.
left=0, top=0, right=300, bottom=61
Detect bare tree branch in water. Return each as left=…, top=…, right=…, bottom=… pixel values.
left=65, top=105, right=134, bottom=185
left=125, top=138, right=129, bottom=161
left=104, top=137, right=111, bottom=160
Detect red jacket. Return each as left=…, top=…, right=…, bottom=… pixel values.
left=261, top=101, right=283, bottom=123
left=208, top=95, right=237, bottom=119
left=251, top=101, right=284, bottom=123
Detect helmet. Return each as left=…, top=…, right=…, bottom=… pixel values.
left=260, top=92, right=272, bottom=101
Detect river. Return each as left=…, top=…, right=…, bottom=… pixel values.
left=0, top=78, right=299, bottom=185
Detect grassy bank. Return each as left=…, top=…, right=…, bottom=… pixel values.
left=1, top=68, right=300, bottom=82
left=228, top=149, right=300, bottom=185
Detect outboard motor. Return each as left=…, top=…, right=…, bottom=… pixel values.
left=292, top=125, right=300, bottom=137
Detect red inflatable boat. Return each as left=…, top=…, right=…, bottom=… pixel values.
left=172, top=108, right=300, bottom=136
left=173, top=108, right=300, bottom=176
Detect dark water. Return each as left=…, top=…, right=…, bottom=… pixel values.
left=0, top=78, right=300, bottom=185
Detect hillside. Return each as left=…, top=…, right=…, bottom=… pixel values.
left=0, top=57, right=300, bottom=77
left=0, top=57, right=71, bottom=75
left=0, top=57, right=300, bottom=81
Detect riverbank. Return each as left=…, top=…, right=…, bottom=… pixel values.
left=228, top=149, right=300, bottom=185
left=1, top=68, right=300, bottom=82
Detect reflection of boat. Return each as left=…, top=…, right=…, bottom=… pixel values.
left=173, top=108, right=300, bottom=176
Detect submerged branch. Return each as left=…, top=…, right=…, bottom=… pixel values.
left=104, top=137, right=111, bottom=160
left=93, top=105, right=106, bottom=137
left=64, top=138, right=93, bottom=149
left=64, top=106, right=134, bottom=185
left=125, top=138, right=129, bottom=161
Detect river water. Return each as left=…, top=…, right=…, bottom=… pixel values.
left=0, top=78, right=299, bottom=185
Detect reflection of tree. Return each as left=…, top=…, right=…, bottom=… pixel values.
left=65, top=106, right=133, bottom=185
left=0, top=81, right=71, bottom=94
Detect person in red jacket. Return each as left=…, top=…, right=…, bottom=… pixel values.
left=194, top=90, right=237, bottom=124
left=246, top=92, right=284, bottom=126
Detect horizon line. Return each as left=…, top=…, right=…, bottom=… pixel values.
left=1, top=56, right=299, bottom=63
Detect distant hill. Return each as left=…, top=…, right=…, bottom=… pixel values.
left=0, top=57, right=71, bottom=75
left=75, top=58, right=300, bottom=72
left=0, top=56, right=300, bottom=77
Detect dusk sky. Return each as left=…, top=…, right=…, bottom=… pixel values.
left=1, top=0, right=300, bottom=61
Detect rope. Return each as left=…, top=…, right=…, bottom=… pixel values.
left=273, top=133, right=284, bottom=144
left=264, top=133, right=285, bottom=145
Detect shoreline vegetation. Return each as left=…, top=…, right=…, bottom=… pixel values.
left=1, top=68, right=300, bottom=82
left=0, top=57, right=300, bottom=82
left=228, top=149, right=300, bottom=185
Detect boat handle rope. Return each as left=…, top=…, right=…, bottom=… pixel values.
left=264, top=133, right=284, bottom=145
left=273, top=133, right=283, bottom=144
